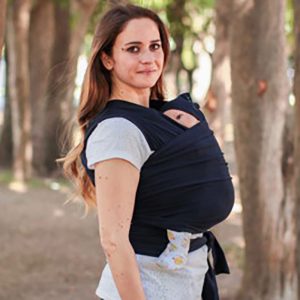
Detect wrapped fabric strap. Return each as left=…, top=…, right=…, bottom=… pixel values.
left=202, top=231, right=230, bottom=300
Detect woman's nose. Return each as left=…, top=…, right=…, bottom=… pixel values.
left=139, top=50, right=155, bottom=63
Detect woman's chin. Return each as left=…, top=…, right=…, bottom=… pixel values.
left=134, top=79, right=159, bottom=89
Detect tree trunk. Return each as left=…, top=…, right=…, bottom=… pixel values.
left=0, top=50, right=13, bottom=168
left=293, top=0, right=300, bottom=299
left=6, top=0, right=32, bottom=182
left=0, top=0, right=7, bottom=55
left=230, top=0, right=297, bottom=299
left=44, top=0, right=97, bottom=175
left=166, top=0, right=187, bottom=95
left=207, top=0, right=232, bottom=148
left=29, top=0, right=55, bottom=176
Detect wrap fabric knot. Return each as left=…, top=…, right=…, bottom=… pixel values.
left=154, top=229, right=231, bottom=299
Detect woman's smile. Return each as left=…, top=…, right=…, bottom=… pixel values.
left=137, top=69, right=157, bottom=75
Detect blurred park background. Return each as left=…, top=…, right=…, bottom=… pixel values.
left=0, top=0, right=300, bottom=299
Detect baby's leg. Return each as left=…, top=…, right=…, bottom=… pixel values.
left=163, top=109, right=200, bottom=128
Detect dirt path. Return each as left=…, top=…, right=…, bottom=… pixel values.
left=0, top=180, right=243, bottom=300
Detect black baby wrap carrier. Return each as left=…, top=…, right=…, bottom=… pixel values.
left=81, top=93, right=235, bottom=300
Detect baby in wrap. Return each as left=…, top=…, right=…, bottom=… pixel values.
left=157, top=97, right=205, bottom=270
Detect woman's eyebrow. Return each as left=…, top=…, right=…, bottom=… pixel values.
left=124, top=39, right=161, bottom=46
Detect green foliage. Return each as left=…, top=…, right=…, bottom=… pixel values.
left=285, top=0, right=295, bottom=55
left=52, top=0, right=70, bottom=10
left=190, top=0, right=215, bottom=9
left=82, top=34, right=94, bottom=57
left=70, top=11, right=81, bottom=31
left=165, top=0, right=214, bottom=70
left=182, top=37, right=197, bottom=70
left=87, top=0, right=107, bottom=35
left=7, top=0, right=14, bottom=6
left=133, top=0, right=171, bottom=10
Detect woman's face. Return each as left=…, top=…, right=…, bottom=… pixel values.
left=103, top=18, right=165, bottom=94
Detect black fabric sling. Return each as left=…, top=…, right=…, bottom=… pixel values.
left=81, top=93, right=235, bottom=300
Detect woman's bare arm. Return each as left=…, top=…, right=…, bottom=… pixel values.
left=94, top=158, right=146, bottom=300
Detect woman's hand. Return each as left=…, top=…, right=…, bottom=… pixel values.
left=163, top=109, right=200, bottom=128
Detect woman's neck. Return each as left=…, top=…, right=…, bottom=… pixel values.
left=109, top=86, right=151, bottom=108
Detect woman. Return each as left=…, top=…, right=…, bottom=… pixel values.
left=59, top=4, right=234, bottom=300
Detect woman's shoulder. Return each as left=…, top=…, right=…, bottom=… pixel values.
left=85, top=117, right=154, bottom=170
left=88, top=117, right=149, bottom=143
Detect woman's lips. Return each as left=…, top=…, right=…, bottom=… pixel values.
left=137, top=69, right=157, bottom=74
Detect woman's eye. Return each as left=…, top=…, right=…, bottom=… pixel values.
left=126, top=44, right=161, bottom=53
left=127, top=46, right=140, bottom=53
left=150, top=43, right=161, bottom=51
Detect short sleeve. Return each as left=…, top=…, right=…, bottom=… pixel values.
left=86, top=117, right=154, bottom=171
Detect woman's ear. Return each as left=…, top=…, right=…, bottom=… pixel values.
left=100, top=52, right=114, bottom=70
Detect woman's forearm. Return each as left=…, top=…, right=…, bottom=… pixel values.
left=102, top=237, right=146, bottom=300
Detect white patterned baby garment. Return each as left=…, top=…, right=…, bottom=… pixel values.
left=156, top=229, right=203, bottom=270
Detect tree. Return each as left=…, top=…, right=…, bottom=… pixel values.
left=0, top=50, right=13, bottom=167
left=207, top=0, right=232, bottom=147
left=165, top=0, right=189, bottom=94
left=43, top=0, right=97, bottom=175
left=29, top=0, right=55, bottom=175
left=164, top=0, right=215, bottom=95
left=230, top=0, right=297, bottom=299
left=6, top=0, right=32, bottom=182
left=0, top=0, right=6, bottom=55
left=293, top=0, right=300, bottom=298
left=1, top=0, right=98, bottom=179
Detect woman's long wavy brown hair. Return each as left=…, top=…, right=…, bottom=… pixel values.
left=57, top=4, right=170, bottom=216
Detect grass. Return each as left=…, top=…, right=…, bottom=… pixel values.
left=0, top=169, right=14, bottom=184
left=0, top=169, right=72, bottom=191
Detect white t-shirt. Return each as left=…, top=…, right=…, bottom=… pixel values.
left=86, top=117, right=154, bottom=170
